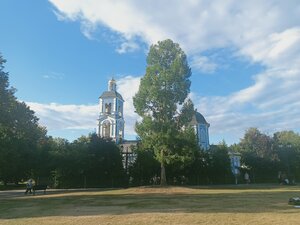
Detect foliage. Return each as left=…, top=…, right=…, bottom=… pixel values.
left=184, top=148, right=210, bottom=185
left=207, top=143, right=232, bottom=184
left=236, top=128, right=300, bottom=183
left=0, top=54, right=46, bottom=184
left=128, top=146, right=160, bottom=186
left=133, top=39, right=194, bottom=185
left=50, top=134, right=125, bottom=188
left=239, top=128, right=274, bottom=159
left=273, top=131, right=300, bottom=181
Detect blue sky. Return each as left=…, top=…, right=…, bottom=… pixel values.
left=1, top=0, right=300, bottom=144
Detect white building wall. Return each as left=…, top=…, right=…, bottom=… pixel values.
left=198, top=124, right=209, bottom=150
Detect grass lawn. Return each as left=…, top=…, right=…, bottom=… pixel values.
left=0, top=185, right=300, bottom=225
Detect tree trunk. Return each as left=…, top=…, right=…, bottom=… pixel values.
left=160, top=162, right=167, bottom=186
left=160, top=150, right=167, bottom=186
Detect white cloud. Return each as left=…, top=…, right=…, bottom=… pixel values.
left=43, top=72, right=65, bottom=80
left=190, top=55, right=218, bottom=73
left=49, top=0, right=169, bottom=47
left=189, top=27, right=300, bottom=143
left=48, top=0, right=300, bottom=143
left=49, top=0, right=300, bottom=53
left=240, top=27, right=300, bottom=68
left=116, top=41, right=140, bottom=54
left=191, top=66, right=300, bottom=143
left=27, top=102, right=98, bottom=130
left=117, top=76, right=141, bottom=136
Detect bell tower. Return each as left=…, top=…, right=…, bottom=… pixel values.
left=98, top=78, right=125, bottom=143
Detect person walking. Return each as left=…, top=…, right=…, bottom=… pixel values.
left=278, top=171, right=282, bottom=184
left=25, top=179, right=33, bottom=194
left=244, top=172, right=250, bottom=184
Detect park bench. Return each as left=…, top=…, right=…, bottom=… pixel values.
left=32, top=184, right=48, bottom=194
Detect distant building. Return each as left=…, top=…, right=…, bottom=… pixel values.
left=190, top=111, right=210, bottom=150
left=97, top=78, right=125, bottom=144
left=228, top=151, right=241, bottom=184
left=228, top=151, right=241, bottom=175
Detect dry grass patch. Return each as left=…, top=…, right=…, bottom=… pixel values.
left=0, top=185, right=299, bottom=225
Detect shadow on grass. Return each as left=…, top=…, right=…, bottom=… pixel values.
left=0, top=185, right=299, bottom=219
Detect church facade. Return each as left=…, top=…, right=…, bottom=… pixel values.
left=98, top=79, right=210, bottom=150
left=97, top=79, right=125, bottom=144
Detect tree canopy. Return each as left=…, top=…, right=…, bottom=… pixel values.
left=133, top=39, right=196, bottom=185
left=0, top=54, right=46, bottom=183
left=235, top=128, right=300, bottom=183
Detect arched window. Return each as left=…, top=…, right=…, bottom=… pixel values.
left=105, top=103, right=111, bottom=114
left=102, top=121, right=111, bottom=137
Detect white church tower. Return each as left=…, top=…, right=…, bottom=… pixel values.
left=97, top=78, right=124, bottom=143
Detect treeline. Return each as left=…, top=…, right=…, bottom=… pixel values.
left=130, top=128, right=300, bottom=185
left=0, top=132, right=125, bottom=188
left=234, top=128, right=300, bottom=183
left=129, top=142, right=232, bottom=186
left=32, top=134, right=125, bottom=188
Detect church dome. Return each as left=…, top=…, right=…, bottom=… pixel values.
left=100, top=77, right=124, bottom=101
left=100, top=91, right=124, bottom=101
left=190, top=111, right=209, bottom=126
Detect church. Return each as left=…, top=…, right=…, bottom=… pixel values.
left=97, top=78, right=241, bottom=178
left=97, top=78, right=210, bottom=150
left=97, top=78, right=125, bottom=144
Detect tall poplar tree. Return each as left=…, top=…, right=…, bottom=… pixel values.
left=133, top=39, right=195, bottom=185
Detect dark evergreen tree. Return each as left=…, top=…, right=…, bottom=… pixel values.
left=208, top=142, right=232, bottom=184
left=128, top=146, right=160, bottom=186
